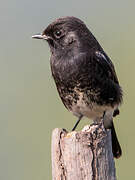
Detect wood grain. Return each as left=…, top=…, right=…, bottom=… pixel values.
left=51, top=123, right=116, bottom=180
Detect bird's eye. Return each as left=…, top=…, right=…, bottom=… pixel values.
left=54, top=30, right=62, bottom=38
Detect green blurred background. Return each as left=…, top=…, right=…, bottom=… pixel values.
left=0, top=0, right=134, bottom=179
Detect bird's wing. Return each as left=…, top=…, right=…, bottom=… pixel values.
left=94, top=50, right=122, bottom=112
left=94, top=50, right=119, bottom=85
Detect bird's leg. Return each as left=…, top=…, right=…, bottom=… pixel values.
left=72, top=115, right=83, bottom=131
left=103, top=111, right=114, bottom=129
left=102, top=111, right=107, bottom=129
left=103, top=111, right=106, bottom=119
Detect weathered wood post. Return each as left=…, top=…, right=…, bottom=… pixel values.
left=51, top=122, right=116, bottom=180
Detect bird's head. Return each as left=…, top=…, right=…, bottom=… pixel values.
left=32, top=16, right=91, bottom=54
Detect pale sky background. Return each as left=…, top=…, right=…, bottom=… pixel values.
left=0, top=0, right=135, bottom=179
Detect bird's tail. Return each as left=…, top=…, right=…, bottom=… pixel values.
left=111, top=122, right=122, bottom=158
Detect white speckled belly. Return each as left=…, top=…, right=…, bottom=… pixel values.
left=70, top=92, right=116, bottom=121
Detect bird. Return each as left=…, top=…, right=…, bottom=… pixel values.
left=32, top=16, right=123, bottom=158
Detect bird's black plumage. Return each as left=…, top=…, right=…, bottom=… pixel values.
left=32, top=16, right=123, bottom=158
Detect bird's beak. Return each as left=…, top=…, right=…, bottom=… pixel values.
left=32, top=34, right=48, bottom=40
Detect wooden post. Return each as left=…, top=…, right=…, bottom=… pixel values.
left=51, top=123, right=116, bottom=180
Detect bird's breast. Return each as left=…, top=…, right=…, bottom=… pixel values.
left=50, top=53, right=121, bottom=116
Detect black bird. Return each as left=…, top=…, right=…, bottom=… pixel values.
left=32, top=16, right=123, bottom=158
